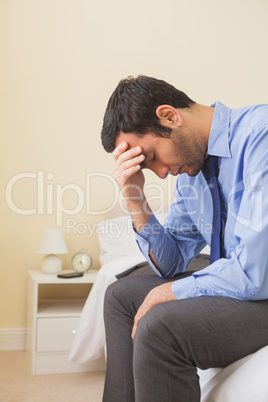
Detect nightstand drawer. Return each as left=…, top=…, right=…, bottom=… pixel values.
left=36, top=317, right=79, bottom=352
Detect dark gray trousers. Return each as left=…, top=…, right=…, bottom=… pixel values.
left=102, top=265, right=268, bottom=402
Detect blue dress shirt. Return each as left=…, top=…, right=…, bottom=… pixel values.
left=135, top=101, right=268, bottom=301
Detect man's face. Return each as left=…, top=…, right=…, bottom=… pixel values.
left=115, top=127, right=205, bottom=179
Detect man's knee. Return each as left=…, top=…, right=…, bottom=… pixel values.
left=104, top=277, right=145, bottom=320
left=105, top=277, right=136, bottom=306
left=104, top=279, right=127, bottom=313
left=105, top=275, right=160, bottom=315
left=134, top=301, right=191, bottom=356
left=134, top=303, right=174, bottom=350
left=104, top=280, right=119, bottom=305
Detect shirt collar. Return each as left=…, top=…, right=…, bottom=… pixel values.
left=207, top=101, right=232, bottom=158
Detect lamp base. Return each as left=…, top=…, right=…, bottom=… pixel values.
left=41, top=254, right=62, bottom=274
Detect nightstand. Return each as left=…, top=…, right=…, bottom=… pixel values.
left=26, top=270, right=105, bottom=375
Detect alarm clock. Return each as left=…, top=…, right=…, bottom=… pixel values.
left=71, top=250, right=92, bottom=273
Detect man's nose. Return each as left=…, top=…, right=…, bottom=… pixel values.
left=151, top=163, right=169, bottom=179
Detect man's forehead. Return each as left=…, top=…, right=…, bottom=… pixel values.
left=115, top=131, right=129, bottom=147
left=115, top=131, right=153, bottom=149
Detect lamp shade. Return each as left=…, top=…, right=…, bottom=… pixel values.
left=35, top=230, right=68, bottom=254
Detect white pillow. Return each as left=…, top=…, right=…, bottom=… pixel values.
left=97, top=215, right=140, bottom=266
left=97, top=213, right=167, bottom=266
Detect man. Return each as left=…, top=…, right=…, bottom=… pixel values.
left=100, top=75, right=268, bottom=401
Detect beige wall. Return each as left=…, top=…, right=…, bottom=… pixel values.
left=1, top=0, right=268, bottom=329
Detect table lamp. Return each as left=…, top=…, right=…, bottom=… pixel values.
left=35, top=229, right=68, bottom=274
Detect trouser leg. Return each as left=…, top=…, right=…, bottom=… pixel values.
left=103, top=274, right=268, bottom=402
left=133, top=296, right=268, bottom=402
left=102, top=273, right=191, bottom=402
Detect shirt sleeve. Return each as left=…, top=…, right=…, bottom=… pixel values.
left=135, top=211, right=207, bottom=299
left=135, top=184, right=207, bottom=278
left=189, top=126, right=268, bottom=301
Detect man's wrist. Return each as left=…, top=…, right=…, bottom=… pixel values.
left=131, top=210, right=152, bottom=233
left=124, top=198, right=152, bottom=233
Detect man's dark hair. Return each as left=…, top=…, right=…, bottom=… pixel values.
left=101, top=75, right=196, bottom=152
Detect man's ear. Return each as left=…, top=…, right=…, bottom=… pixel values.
left=156, top=105, right=182, bottom=127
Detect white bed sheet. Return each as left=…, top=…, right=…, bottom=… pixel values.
left=200, top=345, right=268, bottom=402
left=69, top=254, right=146, bottom=364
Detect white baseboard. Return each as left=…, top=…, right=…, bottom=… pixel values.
left=0, top=328, right=26, bottom=351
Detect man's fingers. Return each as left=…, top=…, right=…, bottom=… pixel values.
left=113, top=143, right=143, bottom=162
left=131, top=323, right=137, bottom=339
left=131, top=310, right=141, bottom=339
left=131, top=296, right=152, bottom=340
left=112, top=141, right=128, bottom=159
left=113, top=153, right=144, bottom=175
left=114, top=164, right=141, bottom=185
left=112, top=143, right=145, bottom=188
left=131, top=284, right=176, bottom=340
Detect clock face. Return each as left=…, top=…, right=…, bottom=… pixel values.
left=71, top=252, right=92, bottom=273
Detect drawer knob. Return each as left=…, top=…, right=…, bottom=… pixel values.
left=72, top=329, right=76, bottom=335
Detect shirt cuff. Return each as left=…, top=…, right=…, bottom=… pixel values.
left=171, top=275, right=200, bottom=300
left=134, top=213, right=165, bottom=275
left=137, top=213, right=164, bottom=246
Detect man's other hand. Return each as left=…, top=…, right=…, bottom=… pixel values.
left=131, top=282, right=176, bottom=339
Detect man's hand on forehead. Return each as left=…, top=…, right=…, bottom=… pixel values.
left=113, top=141, right=144, bottom=163
left=112, top=141, right=145, bottom=188
left=112, top=141, right=128, bottom=159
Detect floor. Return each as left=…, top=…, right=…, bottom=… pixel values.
left=0, top=351, right=105, bottom=402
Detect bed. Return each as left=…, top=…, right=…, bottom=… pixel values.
left=69, top=214, right=268, bottom=401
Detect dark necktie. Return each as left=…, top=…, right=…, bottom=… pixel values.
left=202, top=156, right=222, bottom=263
